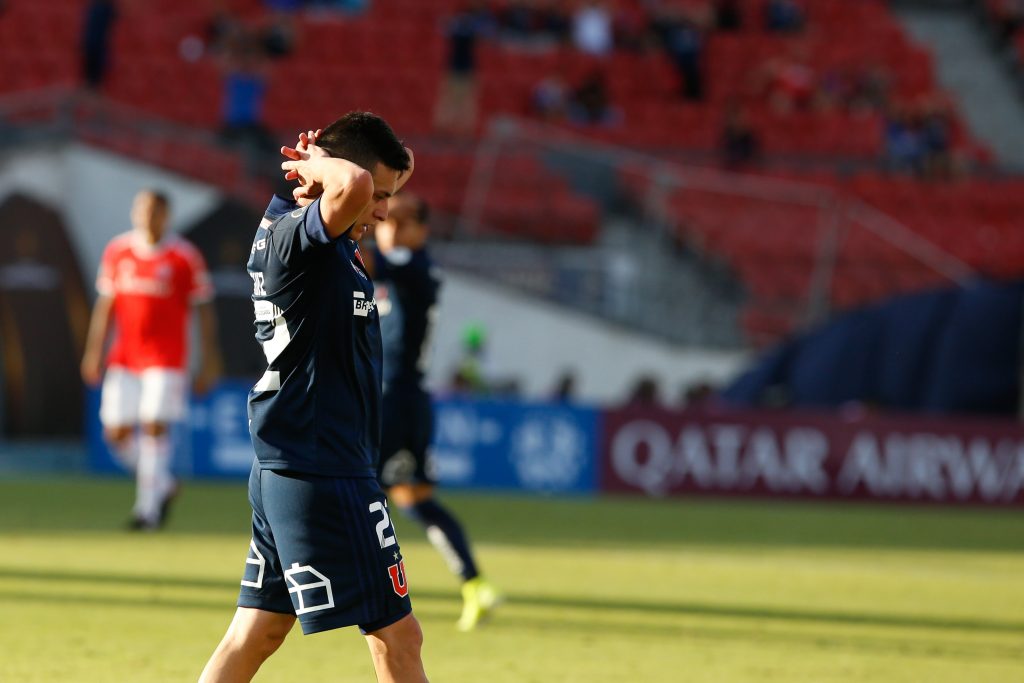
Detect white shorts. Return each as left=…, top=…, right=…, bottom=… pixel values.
left=100, top=366, right=188, bottom=427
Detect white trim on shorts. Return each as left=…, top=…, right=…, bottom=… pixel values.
left=100, top=366, right=187, bottom=427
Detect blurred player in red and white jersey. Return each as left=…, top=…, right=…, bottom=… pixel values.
left=81, top=189, right=222, bottom=530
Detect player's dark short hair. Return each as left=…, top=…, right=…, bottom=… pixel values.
left=141, top=189, right=170, bottom=209
left=317, top=112, right=411, bottom=173
left=412, top=196, right=429, bottom=225
left=398, top=193, right=430, bottom=225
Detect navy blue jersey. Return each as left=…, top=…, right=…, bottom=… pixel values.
left=373, top=246, right=441, bottom=391
left=247, top=196, right=382, bottom=478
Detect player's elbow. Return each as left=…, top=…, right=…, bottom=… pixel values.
left=322, top=170, right=374, bottom=236
left=347, top=169, right=374, bottom=208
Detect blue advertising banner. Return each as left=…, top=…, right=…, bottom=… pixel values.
left=87, top=386, right=601, bottom=494
left=432, top=399, right=600, bottom=494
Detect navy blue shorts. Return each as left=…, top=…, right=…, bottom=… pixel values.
left=378, top=387, right=437, bottom=487
left=237, top=463, right=413, bottom=635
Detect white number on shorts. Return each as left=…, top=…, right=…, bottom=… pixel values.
left=369, top=501, right=397, bottom=549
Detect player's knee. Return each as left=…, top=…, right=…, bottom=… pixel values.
left=232, top=623, right=289, bottom=661
left=140, top=421, right=168, bottom=437
left=225, top=611, right=292, bottom=661
left=392, top=483, right=434, bottom=510
left=368, top=615, right=424, bottom=662
left=104, top=426, right=133, bottom=448
left=252, top=628, right=289, bottom=661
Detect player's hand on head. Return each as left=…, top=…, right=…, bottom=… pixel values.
left=281, top=131, right=327, bottom=165
left=295, top=129, right=322, bottom=153
left=293, top=181, right=324, bottom=203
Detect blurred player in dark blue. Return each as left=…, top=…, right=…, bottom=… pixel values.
left=200, top=114, right=428, bottom=683
left=367, top=193, right=501, bottom=632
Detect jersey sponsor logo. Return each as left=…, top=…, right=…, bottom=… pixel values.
left=253, top=299, right=280, bottom=322
left=350, top=259, right=369, bottom=280
left=284, top=562, right=335, bottom=615
left=114, top=260, right=172, bottom=297
left=353, top=291, right=377, bottom=317
left=250, top=237, right=268, bottom=255
left=387, top=559, right=409, bottom=598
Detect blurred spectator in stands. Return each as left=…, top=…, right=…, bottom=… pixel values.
left=764, top=0, right=805, bottom=33
left=614, top=1, right=650, bottom=51
left=537, top=0, right=571, bottom=43
left=451, top=323, right=491, bottom=395
left=682, top=380, right=715, bottom=408
left=552, top=371, right=577, bottom=403
left=753, top=45, right=816, bottom=113
left=308, top=0, right=371, bottom=12
left=721, top=101, right=759, bottom=168
left=217, top=27, right=276, bottom=169
left=567, top=70, right=621, bottom=126
left=883, top=103, right=926, bottom=174
left=986, top=0, right=1024, bottom=47
left=261, top=3, right=299, bottom=59
left=573, top=0, right=613, bottom=56
left=496, top=0, right=569, bottom=45
left=626, top=375, right=662, bottom=408
left=206, top=0, right=247, bottom=55
left=499, top=0, right=536, bottom=38
left=531, top=71, right=570, bottom=122
left=435, top=1, right=495, bottom=136
left=81, top=0, right=118, bottom=90
left=714, top=0, right=742, bottom=31
left=651, top=5, right=707, bottom=101
left=921, top=98, right=954, bottom=179
left=851, top=64, right=891, bottom=112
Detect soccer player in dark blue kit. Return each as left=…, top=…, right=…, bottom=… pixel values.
left=199, top=114, right=428, bottom=683
left=367, top=194, right=500, bottom=631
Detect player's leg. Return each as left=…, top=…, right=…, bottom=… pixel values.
left=382, top=391, right=480, bottom=581
left=363, top=612, right=428, bottom=683
left=390, top=483, right=480, bottom=582
left=204, top=463, right=297, bottom=682
left=134, top=420, right=176, bottom=528
left=391, top=482, right=500, bottom=631
left=382, top=390, right=499, bottom=630
left=99, top=366, right=141, bottom=470
left=198, top=607, right=295, bottom=683
left=136, top=368, right=187, bottom=528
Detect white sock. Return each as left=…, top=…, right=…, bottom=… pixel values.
left=112, top=434, right=140, bottom=471
left=134, top=433, right=174, bottom=525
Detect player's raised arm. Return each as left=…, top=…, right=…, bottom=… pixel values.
left=281, top=144, right=374, bottom=240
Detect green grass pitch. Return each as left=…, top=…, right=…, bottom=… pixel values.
left=0, top=478, right=1022, bottom=682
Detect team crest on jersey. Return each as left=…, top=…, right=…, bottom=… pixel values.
left=350, top=259, right=368, bottom=280
left=387, top=559, right=409, bottom=597
left=353, top=291, right=377, bottom=317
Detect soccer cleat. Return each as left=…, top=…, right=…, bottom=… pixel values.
left=125, top=516, right=158, bottom=532
left=157, top=481, right=181, bottom=529
left=456, top=577, right=503, bottom=631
